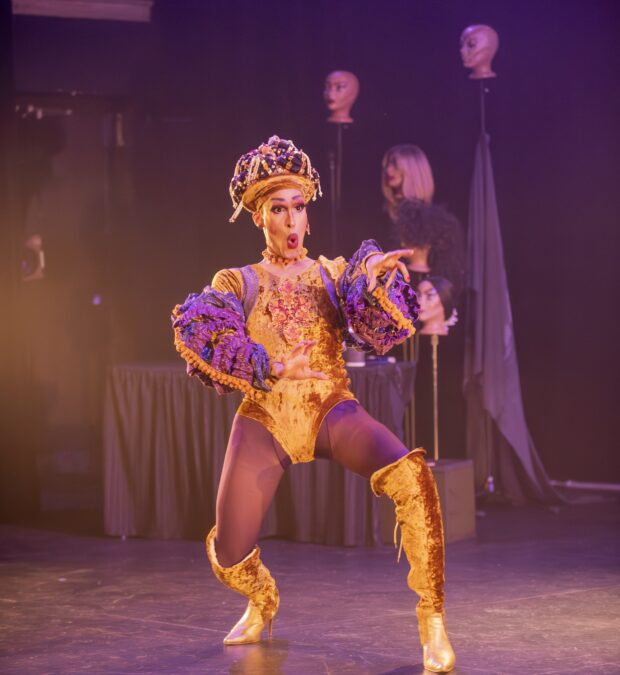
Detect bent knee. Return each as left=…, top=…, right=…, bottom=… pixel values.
left=214, top=527, right=253, bottom=567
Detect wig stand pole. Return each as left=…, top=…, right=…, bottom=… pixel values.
left=478, top=78, right=495, bottom=493
left=328, top=123, right=344, bottom=257
left=484, top=413, right=495, bottom=494
left=479, top=79, right=487, bottom=135
left=403, top=332, right=418, bottom=450
left=431, top=334, right=440, bottom=464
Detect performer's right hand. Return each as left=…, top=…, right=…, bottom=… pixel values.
left=272, top=340, right=328, bottom=380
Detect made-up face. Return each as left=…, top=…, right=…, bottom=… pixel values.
left=324, top=71, right=359, bottom=121
left=460, top=25, right=498, bottom=77
left=417, top=280, right=445, bottom=324
left=383, top=155, right=404, bottom=190
left=253, top=188, right=308, bottom=260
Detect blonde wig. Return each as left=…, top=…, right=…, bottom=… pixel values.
left=382, top=145, right=435, bottom=220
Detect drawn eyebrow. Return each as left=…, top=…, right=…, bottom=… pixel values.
left=270, top=196, right=304, bottom=203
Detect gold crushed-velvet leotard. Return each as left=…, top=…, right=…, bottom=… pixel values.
left=211, top=259, right=356, bottom=463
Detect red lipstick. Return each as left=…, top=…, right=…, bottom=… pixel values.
left=287, top=233, right=298, bottom=249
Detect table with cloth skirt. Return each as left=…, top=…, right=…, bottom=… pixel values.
left=103, top=362, right=416, bottom=545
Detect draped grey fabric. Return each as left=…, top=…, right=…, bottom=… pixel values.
left=463, top=133, right=561, bottom=503
left=104, top=362, right=415, bottom=543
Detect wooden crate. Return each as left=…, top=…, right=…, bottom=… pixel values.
left=377, top=458, right=476, bottom=544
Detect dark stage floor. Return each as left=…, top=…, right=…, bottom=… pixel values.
left=1, top=500, right=619, bottom=675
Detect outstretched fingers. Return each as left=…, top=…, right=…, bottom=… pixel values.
left=307, top=369, right=328, bottom=380
left=387, top=247, right=415, bottom=260
left=385, top=260, right=411, bottom=288
left=385, top=267, right=398, bottom=289
left=302, top=340, right=318, bottom=357
left=289, top=341, right=308, bottom=358
left=369, top=249, right=414, bottom=292
left=280, top=340, right=327, bottom=380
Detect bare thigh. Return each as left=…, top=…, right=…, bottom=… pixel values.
left=215, top=414, right=289, bottom=567
left=315, top=400, right=408, bottom=478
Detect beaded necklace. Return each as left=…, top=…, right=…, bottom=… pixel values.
left=261, top=247, right=308, bottom=267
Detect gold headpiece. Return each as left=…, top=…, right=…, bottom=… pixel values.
left=229, top=135, right=322, bottom=222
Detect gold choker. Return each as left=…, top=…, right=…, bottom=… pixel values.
left=262, top=247, right=307, bottom=266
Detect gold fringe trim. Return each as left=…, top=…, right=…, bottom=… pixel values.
left=229, top=200, right=244, bottom=223
left=172, top=307, right=263, bottom=402
left=372, top=286, right=416, bottom=336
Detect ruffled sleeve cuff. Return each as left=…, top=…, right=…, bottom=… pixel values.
left=171, top=287, right=270, bottom=399
left=338, top=239, right=419, bottom=355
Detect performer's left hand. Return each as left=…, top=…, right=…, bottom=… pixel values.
left=273, top=340, right=328, bottom=381
left=366, top=249, right=413, bottom=292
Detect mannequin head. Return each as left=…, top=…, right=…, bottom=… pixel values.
left=460, top=25, right=499, bottom=80
left=382, top=145, right=435, bottom=220
left=417, top=277, right=456, bottom=336
left=21, top=233, right=45, bottom=281
left=324, top=70, right=360, bottom=124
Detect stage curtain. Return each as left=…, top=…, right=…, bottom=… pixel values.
left=463, top=133, right=562, bottom=504
left=103, top=362, right=415, bottom=544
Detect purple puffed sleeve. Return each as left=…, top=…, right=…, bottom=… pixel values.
left=171, top=287, right=270, bottom=398
left=337, top=239, right=419, bottom=355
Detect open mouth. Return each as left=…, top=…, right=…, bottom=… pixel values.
left=287, top=233, right=299, bottom=249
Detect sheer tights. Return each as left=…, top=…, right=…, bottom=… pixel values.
left=215, top=400, right=408, bottom=567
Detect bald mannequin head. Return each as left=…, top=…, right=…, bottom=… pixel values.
left=460, top=25, right=499, bottom=80
left=324, top=70, right=360, bottom=124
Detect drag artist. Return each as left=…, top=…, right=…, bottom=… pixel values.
left=172, top=136, right=456, bottom=672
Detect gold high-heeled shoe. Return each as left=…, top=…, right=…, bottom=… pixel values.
left=205, top=527, right=279, bottom=645
left=417, top=609, right=456, bottom=673
left=223, top=602, right=274, bottom=645
left=370, top=450, right=456, bottom=673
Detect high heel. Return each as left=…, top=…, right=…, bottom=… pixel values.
left=206, top=527, right=279, bottom=645
left=417, top=609, right=456, bottom=673
left=223, top=601, right=273, bottom=645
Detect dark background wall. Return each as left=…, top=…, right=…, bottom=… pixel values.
left=6, top=0, right=619, bottom=508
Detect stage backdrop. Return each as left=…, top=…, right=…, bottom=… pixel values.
left=6, top=0, right=618, bottom=513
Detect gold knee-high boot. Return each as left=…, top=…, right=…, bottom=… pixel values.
left=205, top=527, right=279, bottom=645
left=370, top=450, right=456, bottom=673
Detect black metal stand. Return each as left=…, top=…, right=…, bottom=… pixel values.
left=328, top=122, right=345, bottom=257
